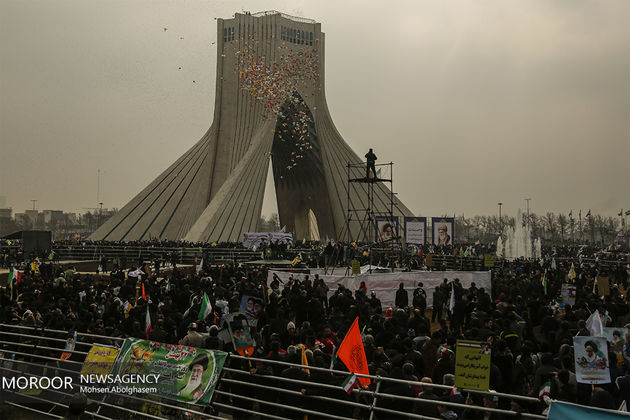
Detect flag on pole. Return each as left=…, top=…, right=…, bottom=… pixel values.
left=145, top=305, right=152, bottom=339
left=337, top=317, right=371, bottom=386
left=586, top=210, right=591, bottom=218
left=128, top=268, right=144, bottom=278
left=569, top=210, right=573, bottom=219
left=538, top=380, right=551, bottom=400
left=568, top=263, right=577, bottom=281
left=586, top=310, right=603, bottom=336
left=198, top=292, right=212, bottom=321
left=342, top=373, right=358, bottom=394
left=291, top=253, right=302, bottom=267
left=619, top=210, right=623, bottom=217
left=449, top=283, right=456, bottom=313
left=7, top=267, right=15, bottom=285
left=329, top=345, right=337, bottom=370
left=165, top=280, right=171, bottom=293
left=196, top=258, right=204, bottom=275
left=142, top=283, right=147, bottom=301
left=301, top=345, right=310, bottom=375
left=542, top=272, right=548, bottom=295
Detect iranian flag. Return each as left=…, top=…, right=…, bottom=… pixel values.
left=538, top=380, right=551, bottom=400
left=7, top=268, right=21, bottom=285
left=342, top=373, right=359, bottom=395
left=145, top=305, right=152, bottom=339
left=198, top=292, right=212, bottom=321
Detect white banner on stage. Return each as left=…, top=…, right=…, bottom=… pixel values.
left=268, top=270, right=491, bottom=308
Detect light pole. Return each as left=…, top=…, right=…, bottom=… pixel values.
left=498, top=202, right=503, bottom=234
left=525, top=198, right=531, bottom=226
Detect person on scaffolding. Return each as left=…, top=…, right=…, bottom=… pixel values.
left=365, top=148, right=377, bottom=179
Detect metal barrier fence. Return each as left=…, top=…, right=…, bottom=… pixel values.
left=0, top=323, right=549, bottom=419
left=49, top=245, right=263, bottom=265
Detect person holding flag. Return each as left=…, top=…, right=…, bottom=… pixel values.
left=196, top=258, right=204, bottom=275
left=198, top=292, right=212, bottom=322
left=568, top=263, right=577, bottom=282
left=336, top=317, right=370, bottom=387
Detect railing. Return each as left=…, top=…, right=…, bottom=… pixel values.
left=48, top=245, right=263, bottom=265
left=0, top=323, right=550, bottom=419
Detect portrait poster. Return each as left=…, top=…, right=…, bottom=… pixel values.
left=561, top=284, right=577, bottom=306
left=81, top=345, right=119, bottom=376
left=602, top=327, right=628, bottom=354
left=573, top=336, right=610, bottom=384
left=375, top=216, right=399, bottom=244
left=239, top=295, right=265, bottom=328
left=404, top=217, right=427, bottom=245
left=224, top=312, right=256, bottom=357
left=454, top=340, right=491, bottom=391
left=432, top=218, right=454, bottom=246
left=109, top=338, right=228, bottom=405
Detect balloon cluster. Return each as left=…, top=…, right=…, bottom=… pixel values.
left=233, top=38, right=319, bottom=172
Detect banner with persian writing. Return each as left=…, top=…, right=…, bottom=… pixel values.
left=81, top=345, right=119, bottom=376
left=110, top=338, right=228, bottom=405
left=454, top=340, right=491, bottom=391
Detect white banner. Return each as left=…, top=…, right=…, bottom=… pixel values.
left=242, top=232, right=292, bottom=249
left=405, top=217, right=427, bottom=245
left=268, top=269, right=491, bottom=308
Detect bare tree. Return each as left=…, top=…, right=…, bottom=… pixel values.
left=557, top=214, right=568, bottom=243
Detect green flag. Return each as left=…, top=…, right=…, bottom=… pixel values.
left=198, top=292, right=212, bottom=321
left=7, top=267, right=14, bottom=285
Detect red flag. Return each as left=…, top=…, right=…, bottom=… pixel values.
left=142, top=283, right=147, bottom=301
left=337, top=317, right=370, bottom=386
left=418, top=245, right=423, bottom=259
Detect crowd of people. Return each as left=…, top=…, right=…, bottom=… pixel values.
left=1, top=241, right=630, bottom=418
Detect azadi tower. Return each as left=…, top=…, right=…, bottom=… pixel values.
left=91, top=11, right=413, bottom=242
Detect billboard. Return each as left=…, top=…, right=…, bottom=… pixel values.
left=432, top=218, right=454, bottom=245
left=404, top=217, right=426, bottom=245
left=375, top=216, right=399, bottom=244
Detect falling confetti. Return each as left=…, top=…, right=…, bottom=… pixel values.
left=232, top=37, right=320, bottom=174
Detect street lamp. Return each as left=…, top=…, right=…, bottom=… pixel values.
left=498, top=202, right=503, bottom=234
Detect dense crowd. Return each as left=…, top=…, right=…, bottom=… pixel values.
left=2, top=244, right=630, bottom=418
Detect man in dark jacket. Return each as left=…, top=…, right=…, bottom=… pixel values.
left=396, top=283, right=409, bottom=308
left=432, top=287, right=445, bottom=323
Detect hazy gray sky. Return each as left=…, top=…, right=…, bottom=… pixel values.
left=1, top=0, right=628, bottom=219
